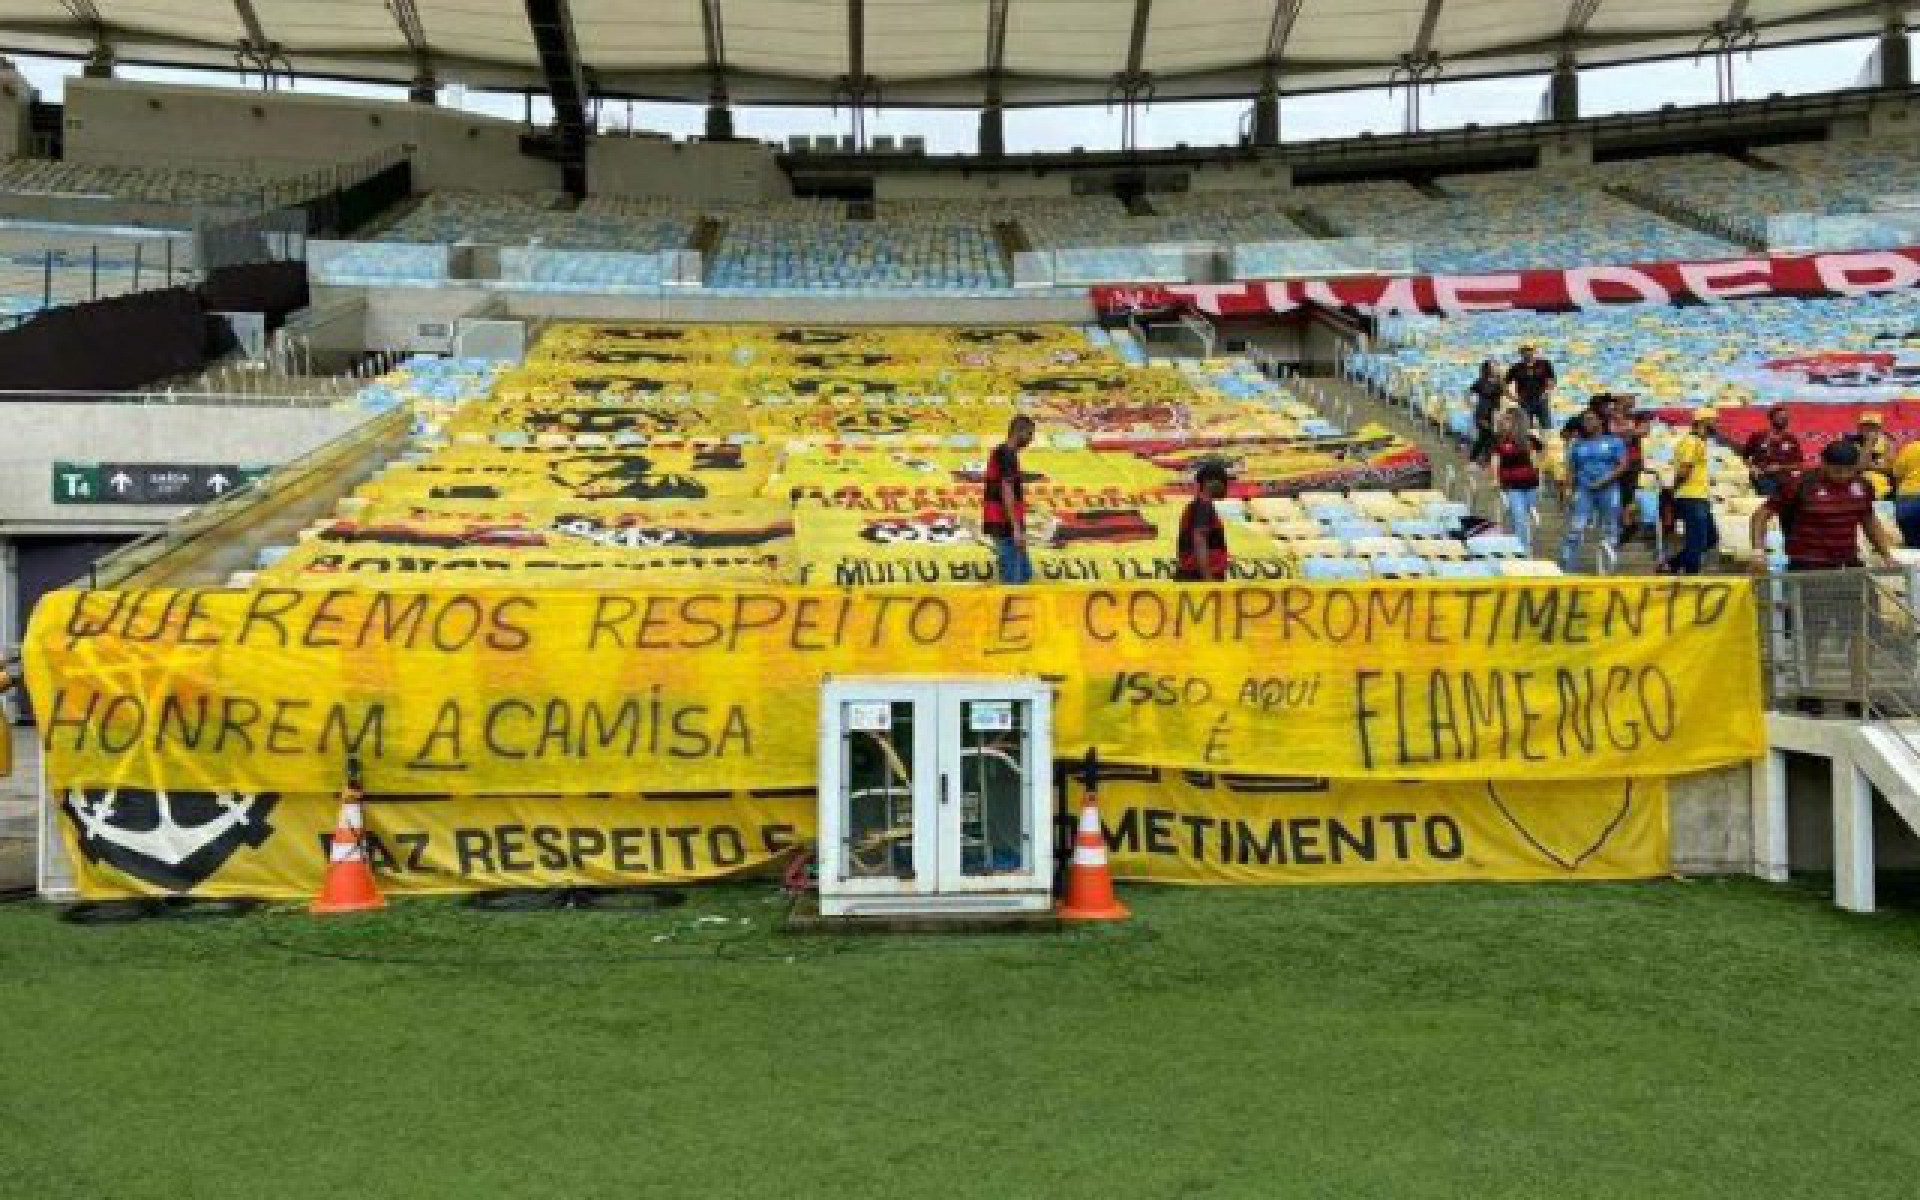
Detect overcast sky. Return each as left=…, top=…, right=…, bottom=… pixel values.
left=5, top=36, right=1893, bottom=153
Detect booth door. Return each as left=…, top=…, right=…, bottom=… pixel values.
left=825, top=686, right=942, bottom=898
left=934, top=687, right=1045, bottom=896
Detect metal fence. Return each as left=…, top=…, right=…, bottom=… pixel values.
left=1760, top=569, right=1920, bottom=717
left=0, top=224, right=201, bottom=327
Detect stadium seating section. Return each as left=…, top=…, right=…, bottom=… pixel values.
left=708, top=203, right=1010, bottom=291
left=257, top=323, right=1534, bottom=589
left=1351, top=290, right=1920, bottom=566
left=0, top=157, right=299, bottom=205
left=1301, top=168, right=1738, bottom=273
left=1356, top=292, right=1920, bottom=426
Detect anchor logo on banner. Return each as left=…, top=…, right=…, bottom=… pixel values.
left=63, top=789, right=280, bottom=892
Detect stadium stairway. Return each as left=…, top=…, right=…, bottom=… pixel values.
left=101, top=406, right=412, bottom=588
left=1288, top=206, right=1342, bottom=240
left=1768, top=714, right=1920, bottom=912
left=691, top=216, right=726, bottom=260
left=1603, top=179, right=1769, bottom=253
left=1317, top=373, right=1665, bottom=575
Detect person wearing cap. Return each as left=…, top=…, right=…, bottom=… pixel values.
left=1891, top=433, right=1920, bottom=547
left=1752, top=440, right=1897, bottom=707
left=1662, top=407, right=1720, bottom=575
left=1852, top=411, right=1895, bottom=495
left=1750, top=438, right=1897, bottom=574
left=1175, top=462, right=1232, bottom=582
left=1741, top=405, right=1803, bottom=500
left=1505, top=343, right=1556, bottom=432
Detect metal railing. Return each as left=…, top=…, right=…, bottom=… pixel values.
left=0, top=388, right=340, bottom=408
left=84, top=403, right=411, bottom=590
left=1760, top=569, right=1920, bottom=718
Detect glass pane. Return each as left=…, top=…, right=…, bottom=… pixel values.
left=841, top=700, right=916, bottom=880
left=959, top=699, right=1029, bottom=877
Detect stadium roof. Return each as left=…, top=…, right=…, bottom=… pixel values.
left=0, top=1, right=1903, bottom=106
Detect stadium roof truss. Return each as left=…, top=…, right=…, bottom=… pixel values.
left=0, top=0, right=1908, bottom=106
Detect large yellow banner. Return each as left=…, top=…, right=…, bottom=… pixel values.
left=27, top=580, right=1762, bottom=796
left=1094, top=768, right=1665, bottom=885
left=49, top=772, right=1665, bottom=900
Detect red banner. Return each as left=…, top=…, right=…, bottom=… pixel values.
left=1645, top=401, right=1920, bottom=451
left=1092, top=248, right=1920, bottom=318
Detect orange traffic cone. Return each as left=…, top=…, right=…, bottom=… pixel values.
left=310, top=786, right=385, bottom=915
left=1057, top=791, right=1129, bottom=922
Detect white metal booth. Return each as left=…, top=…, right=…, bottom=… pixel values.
left=817, top=676, right=1054, bottom=918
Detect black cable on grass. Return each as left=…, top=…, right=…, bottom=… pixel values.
left=58, top=899, right=161, bottom=925
left=251, top=904, right=1155, bottom=969
left=463, top=888, right=572, bottom=913
left=157, top=897, right=263, bottom=920
left=568, top=886, right=688, bottom=913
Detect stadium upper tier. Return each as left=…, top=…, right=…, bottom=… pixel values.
left=0, top=158, right=299, bottom=206
left=706, top=212, right=1010, bottom=292
left=1300, top=168, right=1739, bottom=273
left=8, top=131, right=1920, bottom=294
left=378, top=191, right=696, bottom=252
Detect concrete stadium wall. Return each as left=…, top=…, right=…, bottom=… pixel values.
left=1670, top=764, right=1762, bottom=876
left=1774, top=748, right=1920, bottom=874
left=0, top=403, right=368, bottom=530
left=62, top=79, right=559, bottom=194
left=0, top=62, right=29, bottom=159
left=874, top=172, right=1079, bottom=200
left=1186, top=162, right=1293, bottom=192
left=1660, top=756, right=1920, bottom=880
left=1867, top=95, right=1919, bottom=140
left=588, top=137, right=790, bottom=201
left=344, top=284, right=1092, bottom=349
left=61, top=80, right=791, bottom=203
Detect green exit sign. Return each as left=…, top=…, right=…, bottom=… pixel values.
left=52, top=462, right=273, bottom=505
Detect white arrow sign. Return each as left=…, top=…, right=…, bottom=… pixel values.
left=206, top=473, right=231, bottom=495
left=108, top=471, right=133, bottom=495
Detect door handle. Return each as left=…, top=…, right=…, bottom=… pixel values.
left=940, top=773, right=951, bottom=806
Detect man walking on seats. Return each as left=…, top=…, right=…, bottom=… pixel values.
left=1505, top=343, right=1556, bottom=432
left=984, top=415, right=1035, bottom=584
left=1175, top=462, right=1232, bottom=582
left=1663, top=407, right=1720, bottom=575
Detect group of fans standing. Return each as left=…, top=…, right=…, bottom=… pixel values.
left=974, top=338, right=1920, bottom=587
left=1469, top=342, right=1919, bottom=577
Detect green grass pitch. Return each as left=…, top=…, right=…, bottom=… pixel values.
left=4, top=879, right=1920, bottom=1198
